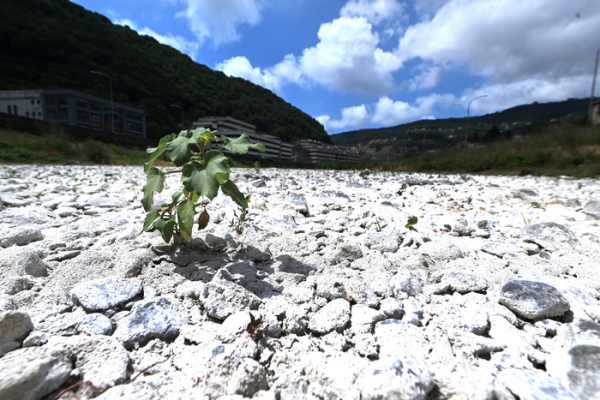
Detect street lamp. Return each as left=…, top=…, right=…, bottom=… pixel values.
left=90, top=70, right=114, bottom=133
left=170, top=104, right=184, bottom=129
left=589, top=47, right=600, bottom=125
left=465, top=95, right=487, bottom=140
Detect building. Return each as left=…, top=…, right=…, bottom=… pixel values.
left=0, top=89, right=146, bottom=137
left=193, top=116, right=359, bottom=164
left=593, top=100, right=600, bottom=125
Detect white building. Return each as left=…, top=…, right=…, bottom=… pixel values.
left=0, top=89, right=146, bottom=138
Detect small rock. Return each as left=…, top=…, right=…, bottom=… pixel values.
left=71, top=277, right=143, bottom=312
left=499, top=280, right=570, bottom=319
left=309, top=298, right=351, bottom=334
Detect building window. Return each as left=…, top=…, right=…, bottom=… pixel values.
left=31, top=100, right=35, bottom=105
left=6, top=106, right=11, bottom=115
left=76, top=100, right=88, bottom=109
left=26, top=112, right=30, bottom=117
left=13, top=105, right=18, bottom=115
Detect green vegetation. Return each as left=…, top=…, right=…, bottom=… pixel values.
left=360, top=123, right=600, bottom=178
left=0, top=128, right=146, bottom=165
left=141, top=128, right=265, bottom=243
left=0, top=0, right=328, bottom=143
left=330, top=98, right=592, bottom=149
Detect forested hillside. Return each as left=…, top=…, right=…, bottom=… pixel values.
left=0, top=0, right=329, bottom=143
left=330, top=98, right=592, bottom=148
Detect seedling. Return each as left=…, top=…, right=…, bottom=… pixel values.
left=140, top=128, right=265, bottom=243
left=405, top=216, right=418, bottom=231
left=521, top=213, right=532, bottom=226
left=247, top=312, right=263, bottom=340
left=530, top=201, right=545, bottom=211
left=375, top=216, right=387, bottom=232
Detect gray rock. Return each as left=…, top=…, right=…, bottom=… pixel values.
left=391, top=271, right=423, bottom=297
left=86, top=195, right=129, bottom=208
left=71, top=277, right=143, bottom=311
left=0, top=311, right=34, bottom=348
left=362, top=232, right=399, bottom=253
left=432, top=271, right=488, bottom=294
left=113, top=296, right=186, bottom=350
left=582, top=200, right=600, bottom=219
left=0, top=345, right=72, bottom=400
left=0, top=249, right=48, bottom=277
left=499, top=280, right=570, bottom=319
left=71, top=336, right=130, bottom=388
left=419, top=239, right=463, bottom=268
left=36, top=309, right=113, bottom=336
left=327, top=243, right=363, bottom=264
left=521, top=222, right=578, bottom=251
left=497, top=368, right=574, bottom=399
left=0, top=227, right=43, bottom=248
left=351, top=304, right=385, bottom=334
left=199, top=280, right=261, bottom=321
left=379, top=297, right=404, bottom=319
left=4, top=276, right=35, bottom=295
left=481, top=241, right=527, bottom=258
left=286, top=192, right=309, bottom=216
left=309, top=298, right=351, bottom=334
left=547, top=345, right=600, bottom=399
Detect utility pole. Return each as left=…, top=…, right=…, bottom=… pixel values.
left=90, top=71, right=115, bottom=133
left=171, top=104, right=184, bottom=129
left=589, top=47, right=600, bottom=124
left=465, top=95, right=487, bottom=140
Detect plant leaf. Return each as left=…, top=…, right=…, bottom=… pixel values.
left=142, top=166, right=165, bottom=211
left=222, top=134, right=266, bottom=154
left=181, top=150, right=230, bottom=200
left=166, top=129, right=204, bottom=166
left=140, top=209, right=160, bottom=234
left=221, top=180, right=249, bottom=209
left=177, top=199, right=195, bottom=241
left=144, top=134, right=174, bottom=173
left=154, top=214, right=176, bottom=243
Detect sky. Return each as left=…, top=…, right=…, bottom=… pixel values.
left=70, top=0, right=600, bottom=135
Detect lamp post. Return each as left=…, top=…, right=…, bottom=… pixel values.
left=589, top=47, right=600, bottom=125
left=170, top=104, right=184, bottom=129
left=465, top=95, right=487, bottom=140
left=90, top=70, right=114, bottom=133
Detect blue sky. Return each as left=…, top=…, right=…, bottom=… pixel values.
left=71, top=0, right=600, bottom=135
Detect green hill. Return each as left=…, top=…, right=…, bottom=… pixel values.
left=330, top=98, right=593, bottom=149
left=0, top=0, right=329, bottom=143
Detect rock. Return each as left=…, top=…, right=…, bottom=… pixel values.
left=71, top=277, right=143, bottom=311
left=0, top=311, right=34, bottom=356
left=1, top=165, right=600, bottom=399
left=309, top=298, right=351, bottom=334
left=286, top=192, right=309, bottom=216
left=499, top=280, right=570, bottom=319
left=497, top=368, right=574, bottom=399
left=113, top=296, right=186, bottom=350
left=199, top=280, right=262, bottom=321
left=582, top=200, right=600, bottom=219
left=0, top=248, right=48, bottom=277
left=0, top=345, right=72, bottom=400
left=521, top=222, right=578, bottom=251
left=0, top=227, right=43, bottom=247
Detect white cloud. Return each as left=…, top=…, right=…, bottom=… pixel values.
left=176, top=0, right=264, bottom=45
left=372, top=94, right=456, bottom=126
left=398, top=0, right=600, bottom=83
left=113, top=18, right=200, bottom=59
left=299, top=17, right=402, bottom=95
left=461, top=75, right=592, bottom=115
left=317, top=105, right=370, bottom=131
left=407, top=65, right=443, bottom=91
left=216, top=54, right=302, bottom=92
left=340, top=0, right=405, bottom=25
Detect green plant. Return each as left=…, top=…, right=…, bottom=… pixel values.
left=530, top=201, right=545, bottom=211
left=140, top=128, right=265, bottom=243
left=405, top=216, right=418, bottom=231
left=521, top=213, right=532, bottom=226
left=253, top=160, right=261, bottom=173
left=375, top=216, right=387, bottom=232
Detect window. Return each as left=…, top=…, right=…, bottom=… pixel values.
left=13, top=105, right=17, bottom=115
left=76, top=100, right=88, bottom=109
left=31, top=100, right=35, bottom=105
left=26, top=112, right=29, bottom=117
left=6, top=106, right=11, bottom=115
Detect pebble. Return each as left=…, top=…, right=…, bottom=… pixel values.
left=0, top=165, right=599, bottom=399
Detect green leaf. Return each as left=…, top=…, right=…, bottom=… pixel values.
left=142, top=167, right=165, bottom=211
left=144, top=134, right=174, bottom=173
left=405, top=216, right=418, bottom=230
left=200, top=130, right=217, bottom=143
left=140, top=209, right=160, bottom=234
left=177, top=199, right=195, bottom=242
left=172, top=191, right=183, bottom=203
left=166, top=129, right=204, bottom=166
left=181, top=150, right=230, bottom=200
left=222, top=134, right=266, bottom=154
left=221, top=180, right=248, bottom=209
left=154, top=215, right=176, bottom=243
